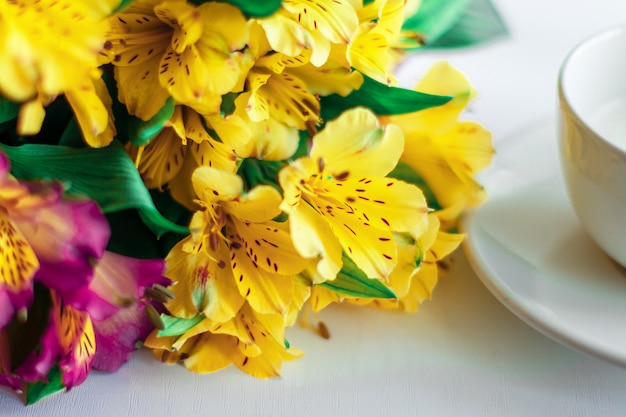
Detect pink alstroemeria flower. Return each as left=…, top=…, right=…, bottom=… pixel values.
left=0, top=150, right=167, bottom=396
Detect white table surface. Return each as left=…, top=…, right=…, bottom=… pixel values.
left=5, top=1, right=626, bottom=416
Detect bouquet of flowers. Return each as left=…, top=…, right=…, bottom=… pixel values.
left=0, top=0, right=504, bottom=405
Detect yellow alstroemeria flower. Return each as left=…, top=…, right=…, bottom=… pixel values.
left=308, top=214, right=463, bottom=313
left=257, top=0, right=359, bottom=67
left=348, top=0, right=406, bottom=85
left=126, top=106, right=241, bottom=208
left=165, top=166, right=309, bottom=321
left=106, top=0, right=252, bottom=119
left=279, top=107, right=429, bottom=282
left=144, top=298, right=308, bottom=378
left=0, top=0, right=117, bottom=145
left=382, top=61, right=494, bottom=229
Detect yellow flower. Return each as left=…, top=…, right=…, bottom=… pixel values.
left=0, top=0, right=117, bottom=144
left=348, top=0, right=406, bottom=85
left=382, top=61, right=494, bottom=229
left=279, top=107, right=429, bottom=282
left=257, top=0, right=359, bottom=67
left=165, top=166, right=309, bottom=320
left=106, top=0, right=252, bottom=119
left=126, top=106, right=239, bottom=196
left=144, top=301, right=307, bottom=378
left=308, top=214, right=463, bottom=313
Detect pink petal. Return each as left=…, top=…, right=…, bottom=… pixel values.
left=64, top=252, right=167, bottom=321
left=91, top=301, right=158, bottom=372
left=18, top=200, right=110, bottom=292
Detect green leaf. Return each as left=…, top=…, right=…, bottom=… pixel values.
left=0, top=142, right=188, bottom=237
left=127, top=97, right=175, bottom=147
left=106, top=210, right=162, bottom=259
left=237, top=158, right=283, bottom=192
left=427, top=0, right=508, bottom=48
left=158, top=313, right=205, bottom=337
left=0, top=97, right=19, bottom=125
left=189, top=0, right=281, bottom=17
left=26, top=365, right=65, bottom=405
left=388, top=162, right=441, bottom=211
left=320, top=73, right=451, bottom=121
left=403, top=0, right=507, bottom=48
left=318, top=253, right=396, bottom=299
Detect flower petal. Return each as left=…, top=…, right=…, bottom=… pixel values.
left=224, top=185, right=282, bottom=223
left=165, top=239, right=244, bottom=322
left=311, top=107, right=404, bottom=178
left=18, top=200, right=110, bottom=292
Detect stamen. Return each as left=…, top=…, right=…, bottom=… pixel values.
left=145, top=304, right=165, bottom=330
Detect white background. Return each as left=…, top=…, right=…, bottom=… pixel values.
left=4, top=1, right=626, bottom=416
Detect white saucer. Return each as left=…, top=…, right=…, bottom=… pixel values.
left=462, top=119, right=626, bottom=367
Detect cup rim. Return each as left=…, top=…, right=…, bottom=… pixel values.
left=558, top=25, right=626, bottom=157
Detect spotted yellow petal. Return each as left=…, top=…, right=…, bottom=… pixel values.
left=282, top=197, right=343, bottom=282
left=348, top=0, right=404, bottom=84
left=0, top=210, right=39, bottom=293
left=115, top=56, right=171, bottom=120
left=154, top=1, right=203, bottom=54
left=227, top=234, right=294, bottom=315
left=127, top=128, right=187, bottom=190
left=328, top=177, right=429, bottom=238
left=165, top=239, right=244, bottom=322
left=247, top=68, right=321, bottom=130
left=54, top=294, right=96, bottom=388
left=230, top=220, right=309, bottom=276
left=288, top=48, right=363, bottom=97
left=311, top=107, right=404, bottom=178
left=258, top=11, right=311, bottom=58
left=191, top=166, right=243, bottom=205
left=314, top=192, right=397, bottom=279
left=282, top=0, right=359, bottom=45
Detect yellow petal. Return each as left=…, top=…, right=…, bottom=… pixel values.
left=281, top=197, right=343, bottom=281
left=348, top=0, right=404, bottom=84
left=314, top=191, right=397, bottom=279
left=311, top=107, right=404, bottom=178
left=165, top=239, right=244, bottom=322
left=282, top=0, right=359, bottom=45
left=247, top=68, right=321, bottom=130
left=115, top=56, right=171, bottom=120
left=205, top=113, right=254, bottom=158
left=127, top=128, right=187, bottom=190
left=17, top=98, right=46, bottom=136
left=328, top=177, right=429, bottom=238
left=258, top=12, right=310, bottom=59
left=192, top=166, right=243, bottom=205
left=224, top=185, right=282, bottom=223
left=228, top=233, right=295, bottom=315
left=181, top=333, right=235, bottom=373
left=230, top=220, right=309, bottom=276
left=289, top=49, right=364, bottom=97
left=64, top=74, right=116, bottom=148
left=0, top=210, right=39, bottom=293
left=154, top=1, right=203, bottom=53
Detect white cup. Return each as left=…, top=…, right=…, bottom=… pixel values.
left=558, top=26, right=626, bottom=268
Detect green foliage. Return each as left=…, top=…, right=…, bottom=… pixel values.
left=320, top=73, right=451, bottom=122
left=0, top=142, right=187, bottom=237
left=127, top=98, right=175, bottom=147
left=318, top=253, right=396, bottom=299
left=189, top=0, right=282, bottom=17
left=0, top=97, right=19, bottom=125
left=158, top=313, right=205, bottom=337
left=388, top=162, right=442, bottom=211
left=26, top=366, right=65, bottom=405
left=403, top=0, right=507, bottom=48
